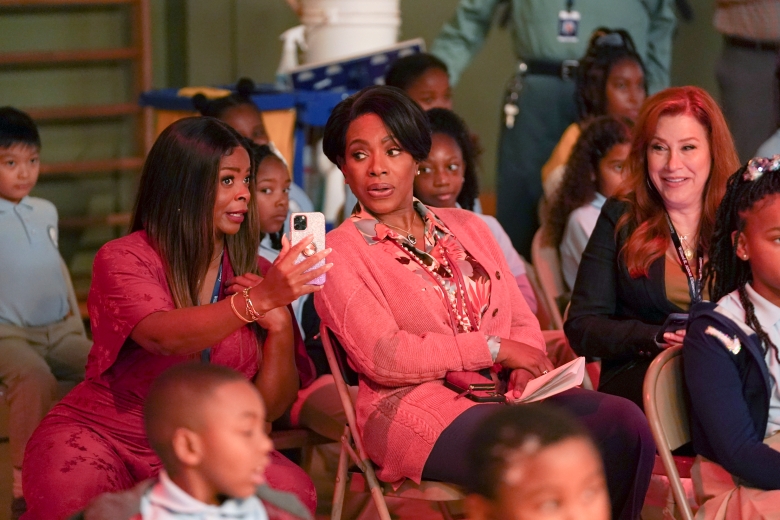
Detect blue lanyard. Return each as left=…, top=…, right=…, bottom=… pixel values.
left=201, top=258, right=223, bottom=363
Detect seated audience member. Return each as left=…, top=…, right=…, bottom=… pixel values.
left=684, top=157, right=780, bottom=518
left=385, top=53, right=453, bottom=111
left=369, top=53, right=482, bottom=217
left=250, top=143, right=290, bottom=265
left=193, top=78, right=313, bottom=216
left=74, top=363, right=312, bottom=520
left=546, top=115, right=632, bottom=290
left=465, top=404, right=609, bottom=520
left=565, top=87, right=739, bottom=407
left=315, top=85, right=655, bottom=520
left=416, top=108, right=575, bottom=367
left=240, top=143, right=345, bottom=445
left=21, top=117, right=328, bottom=520
left=542, top=28, right=646, bottom=199
left=416, top=108, right=535, bottom=311
left=0, top=107, right=91, bottom=516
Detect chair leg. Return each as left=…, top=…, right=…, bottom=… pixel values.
left=437, top=501, right=457, bottom=520
left=664, top=486, right=677, bottom=520
left=360, top=457, right=392, bottom=520
left=330, top=427, right=350, bottom=520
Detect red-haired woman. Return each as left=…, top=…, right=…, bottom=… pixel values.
left=565, top=86, right=740, bottom=409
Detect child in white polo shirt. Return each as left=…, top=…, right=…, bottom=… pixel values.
left=0, top=107, right=91, bottom=517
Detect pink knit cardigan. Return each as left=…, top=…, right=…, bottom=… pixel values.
left=314, top=207, right=545, bottom=483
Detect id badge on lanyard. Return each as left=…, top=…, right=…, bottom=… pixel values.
left=201, top=258, right=223, bottom=363
left=558, top=0, right=580, bottom=43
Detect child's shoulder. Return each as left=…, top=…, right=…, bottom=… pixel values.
left=24, top=196, right=58, bottom=219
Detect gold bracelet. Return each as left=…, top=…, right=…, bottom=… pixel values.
left=230, top=293, right=253, bottom=323
left=243, top=287, right=265, bottom=321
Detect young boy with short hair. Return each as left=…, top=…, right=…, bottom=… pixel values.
left=75, top=363, right=312, bottom=520
left=0, top=106, right=90, bottom=515
left=465, top=404, right=610, bottom=520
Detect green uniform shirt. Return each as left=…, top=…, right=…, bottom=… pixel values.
left=431, top=0, right=676, bottom=93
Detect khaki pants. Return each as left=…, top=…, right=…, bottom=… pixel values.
left=0, top=315, right=90, bottom=468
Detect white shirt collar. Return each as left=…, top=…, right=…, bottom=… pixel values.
left=142, top=470, right=268, bottom=520
left=0, top=196, right=31, bottom=213
left=745, top=283, right=780, bottom=333
left=591, top=192, right=607, bottom=210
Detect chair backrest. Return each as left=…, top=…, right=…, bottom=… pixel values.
left=644, top=346, right=690, bottom=451
left=320, top=325, right=361, bottom=431
left=522, top=258, right=554, bottom=330
left=531, top=229, right=565, bottom=330
left=643, top=345, right=694, bottom=520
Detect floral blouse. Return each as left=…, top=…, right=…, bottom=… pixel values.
left=351, top=200, right=492, bottom=334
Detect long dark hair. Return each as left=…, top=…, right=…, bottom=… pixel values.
left=131, top=117, right=260, bottom=308
left=546, top=116, right=632, bottom=247
left=424, top=108, right=479, bottom=211
left=707, top=158, right=780, bottom=362
left=576, top=28, right=646, bottom=121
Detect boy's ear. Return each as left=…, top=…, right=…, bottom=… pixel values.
left=732, top=230, right=749, bottom=261
left=464, top=493, right=494, bottom=520
left=171, top=427, right=203, bottom=467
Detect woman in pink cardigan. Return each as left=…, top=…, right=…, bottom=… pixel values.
left=314, top=86, right=655, bottom=520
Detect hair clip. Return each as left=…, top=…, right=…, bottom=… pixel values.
left=745, top=154, right=780, bottom=182
left=594, top=33, right=625, bottom=48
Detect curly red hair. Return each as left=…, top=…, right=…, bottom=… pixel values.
left=616, top=86, right=739, bottom=278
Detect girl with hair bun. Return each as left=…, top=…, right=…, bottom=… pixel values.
left=542, top=28, right=646, bottom=197
left=684, top=157, right=780, bottom=518
left=193, top=78, right=314, bottom=217
left=192, top=78, right=270, bottom=146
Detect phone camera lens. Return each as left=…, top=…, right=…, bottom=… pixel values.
left=293, top=215, right=308, bottom=231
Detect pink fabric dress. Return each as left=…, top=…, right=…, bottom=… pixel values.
left=21, top=231, right=316, bottom=520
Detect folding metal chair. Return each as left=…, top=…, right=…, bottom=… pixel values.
left=643, top=345, right=695, bottom=520
left=320, top=324, right=464, bottom=520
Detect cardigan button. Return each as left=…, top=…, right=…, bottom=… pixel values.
left=492, top=308, right=498, bottom=317
left=495, top=271, right=501, bottom=280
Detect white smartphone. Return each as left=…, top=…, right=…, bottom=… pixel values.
left=289, top=212, right=326, bottom=285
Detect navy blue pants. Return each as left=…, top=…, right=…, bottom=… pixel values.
left=422, top=387, right=655, bottom=520
left=496, top=74, right=577, bottom=259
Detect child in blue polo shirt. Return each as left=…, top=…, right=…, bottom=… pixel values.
left=0, top=107, right=90, bottom=516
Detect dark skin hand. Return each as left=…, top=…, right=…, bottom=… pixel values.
left=131, top=235, right=330, bottom=356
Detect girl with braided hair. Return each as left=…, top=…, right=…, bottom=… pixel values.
left=542, top=28, right=646, bottom=198
left=683, top=156, right=780, bottom=518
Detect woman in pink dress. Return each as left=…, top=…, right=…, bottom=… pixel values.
left=20, top=117, right=330, bottom=520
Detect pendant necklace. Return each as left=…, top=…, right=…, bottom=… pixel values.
left=379, top=212, right=419, bottom=246
left=678, top=233, right=696, bottom=261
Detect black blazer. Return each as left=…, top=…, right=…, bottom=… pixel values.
left=564, top=198, right=686, bottom=386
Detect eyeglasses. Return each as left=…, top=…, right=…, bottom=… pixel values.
left=745, top=155, right=780, bottom=182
